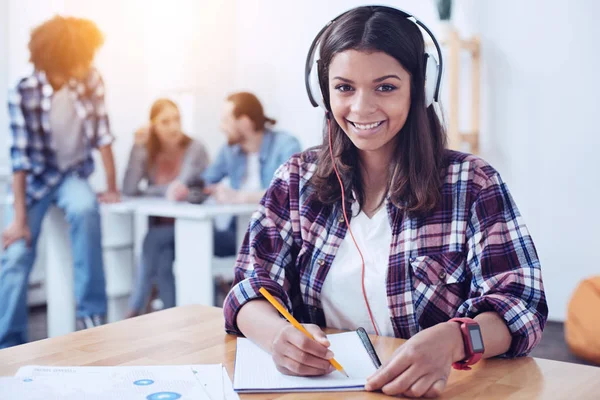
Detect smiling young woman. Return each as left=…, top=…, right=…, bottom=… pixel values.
left=222, top=5, right=547, bottom=399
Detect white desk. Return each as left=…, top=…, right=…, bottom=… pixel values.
left=45, top=206, right=135, bottom=337
left=105, top=198, right=257, bottom=307
left=45, top=198, right=257, bottom=337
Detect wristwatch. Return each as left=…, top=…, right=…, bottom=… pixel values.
left=449, top=317, right=485, bottom=370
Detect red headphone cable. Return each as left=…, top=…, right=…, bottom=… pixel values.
left=327, top=115, right=380, bottom=336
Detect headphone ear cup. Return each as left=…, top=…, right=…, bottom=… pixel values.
left=424, top=52, right=439, bottom=107
left=309, top=59, right=326, bottom=110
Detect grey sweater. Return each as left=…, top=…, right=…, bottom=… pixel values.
left=122, top=139, right=209, bottom=197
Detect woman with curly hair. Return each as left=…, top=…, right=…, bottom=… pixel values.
left=0, top=16, right=119, bottom=348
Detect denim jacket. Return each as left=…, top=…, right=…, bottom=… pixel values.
left=202, top=129, right=301, bottom=189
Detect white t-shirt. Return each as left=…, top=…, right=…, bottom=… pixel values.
left=49, top=85, right=85, bottom=171
left=214, top=152, right=261, bottom=231
left=320, top=202, right=396, bottom=337
left=240, top=152, right=262, bottom=191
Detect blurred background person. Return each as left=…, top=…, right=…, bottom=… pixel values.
left=122, top=98, right=209, bottom=317
left=202, top=92, right=301, bottom=257
left=0, top=15, right=119, bottom=348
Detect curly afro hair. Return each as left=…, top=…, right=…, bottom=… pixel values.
left=28, top=15, right=104, bottom=76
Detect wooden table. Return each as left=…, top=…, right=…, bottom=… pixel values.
left=1, top=305, right=598, bottom=399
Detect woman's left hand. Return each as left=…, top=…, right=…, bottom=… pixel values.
left=365, top=321, right=465, bottom=398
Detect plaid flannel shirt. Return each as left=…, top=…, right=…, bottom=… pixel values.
left=224, top=149, right=548, bottom=357
left=7, top=68, right=114, bottom=205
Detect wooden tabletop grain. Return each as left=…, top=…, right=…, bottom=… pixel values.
left=0, top=305, right=598, bottom=399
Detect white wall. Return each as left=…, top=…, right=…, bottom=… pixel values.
left=233, top=0, right=600, bottom=321
left=0, top=0, right=9, bottom=174
left=475, top=0, right=600, bottom=321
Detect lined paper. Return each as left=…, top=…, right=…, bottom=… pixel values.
left=233, top=331, right=378, bottom=393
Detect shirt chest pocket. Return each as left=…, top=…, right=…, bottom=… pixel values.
left=408, top=252, right=470, bottom=327
left=409, top=252, right=467, bottom=285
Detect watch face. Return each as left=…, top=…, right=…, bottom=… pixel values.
left=468, top=324, right=484, bottom=353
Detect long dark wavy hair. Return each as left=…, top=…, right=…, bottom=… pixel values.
left=310, top=6, right=447, bottom=214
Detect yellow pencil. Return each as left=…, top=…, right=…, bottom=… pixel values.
left=258, top=287, right=349, bottom=377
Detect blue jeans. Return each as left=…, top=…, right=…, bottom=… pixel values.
left=214, top=217, right=237, bottom=257
left=128, top=225, right=176, bottom=313
left=0, top=174, right=107, bottom=348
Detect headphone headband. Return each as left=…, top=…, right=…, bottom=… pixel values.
left=305, top=5, right=444, bottom=109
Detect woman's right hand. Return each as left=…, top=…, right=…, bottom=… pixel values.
left=166, top=181, right=189, bottom=202
left=134, top=124, right=151, bottom=145
left=271, top=323, right=335, bottom=376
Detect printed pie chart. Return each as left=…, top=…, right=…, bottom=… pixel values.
left=146, top=392, right=182, bottom=400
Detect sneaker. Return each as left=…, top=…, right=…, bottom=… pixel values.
left=76, top=314, right=106, bottom=331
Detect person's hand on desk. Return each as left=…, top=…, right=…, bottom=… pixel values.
left=97, top=190, right=121, bottom=204
left=272, top=323, right=336, bottom=377
left=166, top=181, right=189, bottom=201
left=365, top=321, right=464, bottom=398
left=205, top=184, right=265, bottom=204
left=205, top=183, right=242, bottom=204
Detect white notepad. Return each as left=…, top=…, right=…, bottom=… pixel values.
left=233, top=331, right=379, bottom=393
